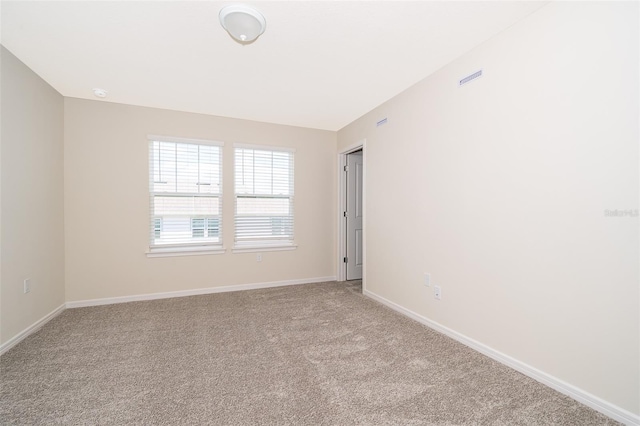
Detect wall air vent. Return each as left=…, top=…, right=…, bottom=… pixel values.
left=459, top=69, right=483, bottom=87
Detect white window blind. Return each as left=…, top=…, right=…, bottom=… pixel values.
left=149, top=138, right=223, bottom=250
left=234, top=145, right=294, bottom=247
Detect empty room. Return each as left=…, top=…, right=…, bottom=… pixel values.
left=1, top=1, right=638, bottom=424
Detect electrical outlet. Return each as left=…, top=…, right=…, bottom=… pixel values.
left=24, top=279, right=31, bottom=294
left=424, top=273, right=431, bottom=287
left=434, top=285, right=441, bottom=300
left=256, top=253, right=262, bottom=262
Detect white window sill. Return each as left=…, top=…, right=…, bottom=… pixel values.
left=232, top=244, right=297, bottom=254
left=146, top=246, right=226, bottom=258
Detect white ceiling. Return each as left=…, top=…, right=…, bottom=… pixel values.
left=1, top=1, right=548, bottom=131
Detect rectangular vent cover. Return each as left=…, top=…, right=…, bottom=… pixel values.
left=459, top=69, right=483, bottom=87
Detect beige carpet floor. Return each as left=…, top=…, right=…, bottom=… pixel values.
left=1, top=281, right=619, bottom=425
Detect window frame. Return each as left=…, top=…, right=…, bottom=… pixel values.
left=232, top=143, right=297, bottom=253
left=146, top=135, right=226, bottom=258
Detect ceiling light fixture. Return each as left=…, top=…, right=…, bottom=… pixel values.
left=219, top=4, right=266, bottom=44
left=93, top=88, right=108, bottom=98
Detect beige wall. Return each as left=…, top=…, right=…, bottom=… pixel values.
left=64, top=99, right=336, bottom=302
left=0, top=46, right=65, bottom=345
left=338, top=2, right=639, bottom=416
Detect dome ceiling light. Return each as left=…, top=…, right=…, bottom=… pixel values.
left=219, top=4, right=266, bottom=44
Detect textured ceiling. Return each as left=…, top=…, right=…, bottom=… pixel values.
left=1, top=1, right=548, bottom=131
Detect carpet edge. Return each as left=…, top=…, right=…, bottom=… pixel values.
left=0, top=303, right=66, bottom=356
left=363, top=288, right=639, bottom=426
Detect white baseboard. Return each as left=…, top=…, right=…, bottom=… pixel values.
left=363, top=289, right=640, bottom=426
left=0, top=304, right=66, bottom=356
left=66, top=276, right=336, bottom=308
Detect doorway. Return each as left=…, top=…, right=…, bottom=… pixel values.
left=337, top=141, right=365, bottom=284
left=346, top=150, right=363, bottom=280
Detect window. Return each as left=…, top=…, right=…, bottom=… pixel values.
left=191, top=218, right=206, bottom=238
left=148, top=137, right=223, bottom=254
left=154, top=218, right=163, bottom=240
left=191, top=217, right=219, bottom=238
left=234, top=144, right=295, bottom=249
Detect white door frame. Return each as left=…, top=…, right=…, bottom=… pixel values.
left=337, top=139, right=366, bottom=286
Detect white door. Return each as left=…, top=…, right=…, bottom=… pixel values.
left=346, top=151, right=363, bottom=280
